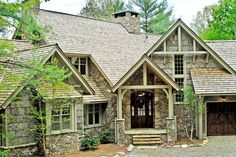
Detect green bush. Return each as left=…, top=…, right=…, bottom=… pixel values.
left=99, top=131, right=114, bottom=144
left=80, top=134, right=99, bottom=151
left=0, top=150, right=11, bottom=157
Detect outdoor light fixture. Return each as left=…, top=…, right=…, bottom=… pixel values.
left=221, top=96, right=226, bottom=102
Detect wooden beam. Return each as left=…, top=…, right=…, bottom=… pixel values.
left=143, top=63, right=147, bottom=86
left=178, top=26, right=181, bottom=52
left=168, top=87, right=174, bottom=118
left=193, top=39, right=196, bottom=64
left=206, top=54, right=209, bottom=64
left=163, top=41, right=167, bottom=65
left=118, top=88, right=122, bottom=119
left=153, top=51, right=207, bottom=55
left=120, top=85, right=169, bottom=90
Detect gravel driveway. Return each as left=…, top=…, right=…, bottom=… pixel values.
left=126, top=136, right=236, bottom=157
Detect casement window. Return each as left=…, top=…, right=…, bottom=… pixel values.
left=50, top=103, right=76, bottom=133
left=84, top=104, right=103, bottom=127
left=68, top=57, right=88, bottom=75
left=174, top=55, right=185, bottom=103
left=175, top=78, right=184, bottom=102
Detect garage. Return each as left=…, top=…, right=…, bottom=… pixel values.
left=207, top=102, right=236, bottom=135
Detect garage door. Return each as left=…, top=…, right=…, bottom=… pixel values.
left=207, top=102, right=236, bottom=135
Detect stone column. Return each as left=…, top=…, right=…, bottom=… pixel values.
left=166, top=116, right=177, bottom=142
left=116, top=119, right=126, bottom=145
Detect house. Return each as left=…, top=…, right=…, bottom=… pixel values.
left=1, top=8, right=236, bottom=156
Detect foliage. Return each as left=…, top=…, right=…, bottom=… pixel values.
left=80, top=133, right=99, bottom=150
left=200, top=0, right=236, bottom=40
left=131, top=0, right=174, bottom=34
left=0, top=150, right=11, bottom=157
left=181, top=86, right=204, bottom=140
left=98, top=130, right=114, bottom=144
left=0, top=0, right=50, bottom=57
left=80, top=0, right=126, bottom=20
left=190, top=5, right=216, bottom=35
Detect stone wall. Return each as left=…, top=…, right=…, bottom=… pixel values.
left=152, top=28, right=224, bottom=137
left=89, top=60, right=117, bottom=138
left=6, top=88, right=36, bottom=146
left=154, top=89, right=168, bottom=129
left=8, top=144, right=38, bottom=157
left=45, top=133, right=80, bottom=156
left=112, top=11, right=140, bottom=33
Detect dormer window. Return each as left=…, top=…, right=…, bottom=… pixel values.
left=68, top=57, right=88, bottom=75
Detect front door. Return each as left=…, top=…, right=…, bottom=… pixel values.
left=131, top=91, right=154, bottom=128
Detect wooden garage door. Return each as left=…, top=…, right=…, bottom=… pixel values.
left=207, top=102, right=236, bottom=135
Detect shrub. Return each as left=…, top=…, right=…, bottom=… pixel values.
left=99, top=131, right=114, bottom=144
left=80, top=134, right=99, bottom=151
left=0, top=150, right=11, bottom=157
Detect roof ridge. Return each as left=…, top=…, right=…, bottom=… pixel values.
left=0, top=39, right=30, bottom=42
left=15, top=44, right=57, bottom=52
left=39, top=9, right=122, bottom=26
left=205, top=40, right=236, bottom=42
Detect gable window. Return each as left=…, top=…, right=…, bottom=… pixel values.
left=174, top=55, right=184, bottom=75
left=174, top=55, right=185, bottom=103
left=84, top=104, right=103, bottom=127
left=68, top=57, right=88, bottom=75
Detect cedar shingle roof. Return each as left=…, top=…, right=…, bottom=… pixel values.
left=191, top=68, right=236, bottom=95
left=0, top=45, right=54, bottom=106
left=37, top=9, right=160, bottom=86
left=206, top=40, right=236, bottom=72
left=0, top=44, right=81, bottom=107
left=83, top=77, right=107, bottom=104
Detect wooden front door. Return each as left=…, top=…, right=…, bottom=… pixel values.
left=207, top=102, right=236, bottom=135
left=131, top=91, right=154, bottom=128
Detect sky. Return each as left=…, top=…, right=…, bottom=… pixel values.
left=40, top=0, right=218, bottom=25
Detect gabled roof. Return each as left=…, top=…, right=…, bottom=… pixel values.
left=206, top=40, right=236, bottom=72
left=146, top=19, right=236, bottom=75
left=112, top=55, right=180, bottom=92
left=0, top=43, right=94, bottom=109
left=37, top=9, right=160, bottom=86
left=191, top=68, right=236, bottom=95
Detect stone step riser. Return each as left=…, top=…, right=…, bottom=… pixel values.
left=132, top=134, right=162, bottom=145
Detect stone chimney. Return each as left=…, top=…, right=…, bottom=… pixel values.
left=112, top=10, right=140, bottom=33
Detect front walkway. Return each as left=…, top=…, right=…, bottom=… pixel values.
left=126, top=136, right=236, bottom=157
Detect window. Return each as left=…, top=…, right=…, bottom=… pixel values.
left=174, top=55, right=184, bottom=75
left=68, top=57, right=87, bottom=75
left=51, top=104, right=71, bottom=132
left=175, top=78, right=184, bottom=102
left=84, top=104, right=103, bottom=126
left=174, top=55, right=185, bottom=103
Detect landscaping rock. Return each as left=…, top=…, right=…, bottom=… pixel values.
left=127, top=144, right=134, bottom=152
left=181, top=144, right=188, bottom=148
left=117, top=151, right=126, bottom=156
left=113, top=155, right=120, bottom=157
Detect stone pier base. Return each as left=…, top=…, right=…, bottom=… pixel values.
left=166, top=116, right=177, bottom=142
left=116, top=119, right=126, bottom=145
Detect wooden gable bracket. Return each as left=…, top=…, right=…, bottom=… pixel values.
left=193, top=39, right=196, bottom=64
left=206, top=53, right=209, bottom=64
left=163, top=41, right=167, bottom=65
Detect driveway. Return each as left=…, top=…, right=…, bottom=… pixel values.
left=126, top=136, right=236, bottom=157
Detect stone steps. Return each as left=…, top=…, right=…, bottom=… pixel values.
left=132, top=134, right=162, bottom=145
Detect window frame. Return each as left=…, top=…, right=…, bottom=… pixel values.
left=84, top=104, right=103, bottom=128
left=173, top=54, right=186, bottom=104
left=68, top=57, right=88, bottom=76
left=46, top=101, right=76, bottom=135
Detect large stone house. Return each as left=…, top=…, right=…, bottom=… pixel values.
left=1, top=8, right=236, bottom=156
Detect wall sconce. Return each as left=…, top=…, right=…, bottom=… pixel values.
left=221, top=96, right=226, bottom=102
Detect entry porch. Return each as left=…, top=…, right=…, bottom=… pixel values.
left=112, top=56, right=180, bottom=144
